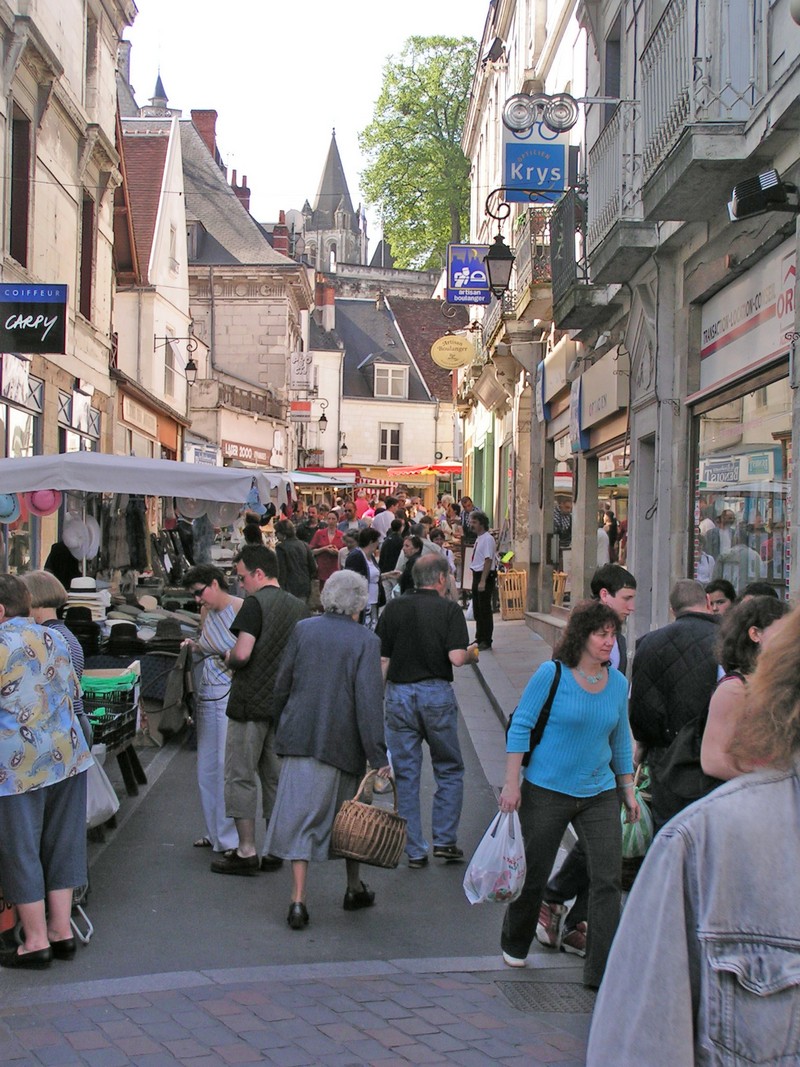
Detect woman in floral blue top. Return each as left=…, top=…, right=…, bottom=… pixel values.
left=0, top=575, right=92, bottom=970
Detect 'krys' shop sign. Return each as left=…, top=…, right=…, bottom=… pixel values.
left=0, top=284, right=68, bottom=355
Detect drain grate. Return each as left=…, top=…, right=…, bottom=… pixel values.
left=496, top=980, right=597, bottom=1013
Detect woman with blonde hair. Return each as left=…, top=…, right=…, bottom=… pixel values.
left=588, top=605, right=800, bottom=1065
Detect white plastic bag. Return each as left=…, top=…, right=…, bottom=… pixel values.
left=86, top=756, right=120, bottom=829
left=465, top=598, right=475, bottom=621
left=463, top=811, right=526, bottom=904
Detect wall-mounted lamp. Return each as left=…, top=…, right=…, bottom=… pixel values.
left=317, top=397, right=329, bottom=432
left=728, top=169, right=800, bottom=221
left=339, top=433, right=348, bottom=460
left=154, top=333, right=200, bottom=386
left=483, top=233, right=516, bottom=298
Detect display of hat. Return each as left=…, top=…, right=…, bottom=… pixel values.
left=176, top=497, right=209, bottom=519
left=106, top=621, right=145, bottom=656
left=146, top=617, right=184, bottom=654
left=84, top=515, right=101, bottom=560
left=138, top=594, right=158, bottom=612
left=23, top=490, right=63, bottom=517
left=206, top=500, right=242, bottom=527
left=246, top=485, right=267, bottom=517
left=63, top=605, right=93, bottom=623
left=71, top=577, right=97, bottom=593
left=0, top=494, right=21, bottom=524
left=63, top=515, right=91, bottom=558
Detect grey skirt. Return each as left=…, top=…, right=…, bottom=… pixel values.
left=263, top=757, right=360, bottom=862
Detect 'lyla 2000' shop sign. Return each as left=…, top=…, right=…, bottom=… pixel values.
left=0, top=284, right=68, bottom=355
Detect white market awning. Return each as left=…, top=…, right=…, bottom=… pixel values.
left=0, top=452, right=291, bottom=505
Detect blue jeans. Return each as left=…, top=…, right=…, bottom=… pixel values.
left=384, top=680, right=465, bottom=860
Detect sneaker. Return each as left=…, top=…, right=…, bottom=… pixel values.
left=561, top=921, right=588, bottom=957
left=502, top=950, right=526, bottom=968
left=535, top=901, right=567, bottom=949
left=408, top=855, right=429, bottom=869
left=432, top=844, right=464, bottom=862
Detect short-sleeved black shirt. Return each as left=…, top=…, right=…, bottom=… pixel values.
left=376, top=589, right=469, bottom=683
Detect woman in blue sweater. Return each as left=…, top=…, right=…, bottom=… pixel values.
left=499, top=600, right=640, bottom=988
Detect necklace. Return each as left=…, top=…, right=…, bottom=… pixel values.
left=576, top=666, right=605, bottom=684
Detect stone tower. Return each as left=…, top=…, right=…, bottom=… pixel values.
left=301, top=130, right=367, bottom=270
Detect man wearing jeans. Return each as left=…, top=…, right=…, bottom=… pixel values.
left=376, top=555, right=477, bottom=868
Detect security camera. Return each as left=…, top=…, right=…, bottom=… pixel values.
left=728, top=169, right=800, bottom=221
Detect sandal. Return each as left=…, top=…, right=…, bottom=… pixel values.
left=193, top=836, right=212, bottom=848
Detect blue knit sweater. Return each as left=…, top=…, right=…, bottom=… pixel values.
left=507, top=660, right=633, bottom=797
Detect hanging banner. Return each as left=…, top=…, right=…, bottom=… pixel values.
left=0, top=284, right=68, bottom=354
left=446, top=244, right=491, bottom=305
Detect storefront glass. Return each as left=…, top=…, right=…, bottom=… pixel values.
left=694, top=376, right=791, bottom=597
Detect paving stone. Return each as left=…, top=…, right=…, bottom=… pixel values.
left=291, top=1004, right=340, bottom=1026
left=96, top=1022, right=146, bottom=1040
left=81, top=1048, right=132, bottom=1067
left=316, top=1023, right=363, bottom=1042
left=294, top=1034, right=347, bottom=1057
left=200, top=1002, right=249, bottom=1019
left=66, top=1032, right=112, bottom=1051
left=16, top=1029, right=62, bottom=1050
left=261, top=1046, right=317, bottom=1067
left=114, top=1037, right=162, bottom=1057
left=32, top=1046, right=83, bottom=1066
left=417, top=1031, right=470, bottom=1053
left=162, top=1038, right=211, bottom=1058
left=391, top=1018, right=439, bottom=1037
left=414, top=1008, right=459, bottom=1026
left=357, top=1001, right=412, bottom=1021
left=386, top=1043, right=448, bottom=1064
left=213, top=1043, right=265, bottom=1064
left=459, top=1010, right=507, bottom=1029
left=140, top=1022, right=194, bottom=1042
left=131, top=1055, right=184, bottom=1067
left=249, top=1005, right=297, bottom=1024
left=108, top=996, right=151, bottom=1010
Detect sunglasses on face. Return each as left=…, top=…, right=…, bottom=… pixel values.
left=192, top=584, right=210, bottom=599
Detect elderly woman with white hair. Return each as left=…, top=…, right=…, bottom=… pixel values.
left=265, top=570, right=389, bottom=930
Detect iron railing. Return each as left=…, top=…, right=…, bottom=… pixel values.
left=587, top=103, right=643, bottom=252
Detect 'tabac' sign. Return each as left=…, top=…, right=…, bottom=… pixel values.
left=446, top=244, right=491, bottom=305
left=504, top=125, right=571, bottom=204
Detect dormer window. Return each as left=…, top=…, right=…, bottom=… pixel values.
left=374, top=364, right=407, bottom=399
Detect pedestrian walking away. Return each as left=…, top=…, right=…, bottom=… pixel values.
left=211, top=545, right=308, bottom=876
left=376, top=554, right=479, bottom=868
left=499, top=599, right=639, bottom=989
left=265, top=570, right=390, bottom=930
left=469, top=511, right=497, bottom=650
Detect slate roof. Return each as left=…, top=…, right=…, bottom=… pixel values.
left=306, top=132, right=358, bottom=232
left=180, top=121, right=295, bottom=266
left=388, top=297, right=469, bottom=402
left=121, top=134, right=169, bottom=284
left=369, top=240, right=395, bottom=269
left=309, top=317, right=342, bottom=351
left=337, top=299, right=431, bottom=402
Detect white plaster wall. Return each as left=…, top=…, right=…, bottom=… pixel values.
left=340, top=398, right=438, bottom=468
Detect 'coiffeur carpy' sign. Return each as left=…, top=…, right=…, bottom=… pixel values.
left=0, top=284, right=68, bottom=355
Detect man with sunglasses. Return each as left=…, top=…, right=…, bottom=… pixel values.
left=211, top=545, right=308, bottom=876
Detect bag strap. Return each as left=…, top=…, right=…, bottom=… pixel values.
left=506, top=660, right=562, bottom=767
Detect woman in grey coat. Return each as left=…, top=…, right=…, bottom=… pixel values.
left=265, top=571, right=389, bottom=930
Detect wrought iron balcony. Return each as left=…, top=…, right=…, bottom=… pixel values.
left=218, top=382, right=286, bottom=421
left=587, top=103, right=657, bottom=282
left=640, top=0, right=767, bottom=219
left=550, top=188, right=619, bottom=330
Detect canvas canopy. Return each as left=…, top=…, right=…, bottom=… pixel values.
left=0, top=452, right=291, bottom=505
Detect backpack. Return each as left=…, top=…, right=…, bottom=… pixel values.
left=505, top=661, right=562, bottom=767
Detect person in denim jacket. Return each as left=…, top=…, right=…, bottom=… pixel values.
left=587, top=606, right=799, bottom=1066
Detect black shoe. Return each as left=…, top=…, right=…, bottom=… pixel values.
left=0, top=946, right=52, bottom=970
left=287, top=902, right=309, bottom=930
left=49, top=937, right=77, bottom=960
left=408, top=855, right=429, bottom=869
left=343, top=882, right=375, bottom=911
left=259, top=854, right=284, bottom=872
left=433, top=844, right=464, bottom=862
left=210, top=850, right=259, bottom=876
left=477, top=642, right=492, bottom=651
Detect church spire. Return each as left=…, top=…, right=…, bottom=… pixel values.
left=150, top=71, right=168, bottom=108
left=312, top=129, right=355, bottom=224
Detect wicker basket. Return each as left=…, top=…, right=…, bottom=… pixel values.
left=499, top=570, right=527, bottom=620
left=331, top=770, right=407, bottom=869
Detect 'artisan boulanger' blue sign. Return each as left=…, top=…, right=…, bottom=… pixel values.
left=446, top=244, right=491, bottom=305
left=0, top=284, right=68, bottom=354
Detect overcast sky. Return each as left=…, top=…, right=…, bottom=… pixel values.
left=125, top=0, right=489, bottom=252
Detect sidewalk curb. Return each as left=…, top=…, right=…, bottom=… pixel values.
left=471, top=658, right=515, bottom=729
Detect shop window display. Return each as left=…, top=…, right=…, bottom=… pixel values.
left=694, top=378, right=791, bottom=597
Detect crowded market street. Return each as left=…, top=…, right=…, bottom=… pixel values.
left=0, top=620, right=589, bottom=1067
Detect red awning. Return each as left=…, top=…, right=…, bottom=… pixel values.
left=387, top=463, right=462, bottom=477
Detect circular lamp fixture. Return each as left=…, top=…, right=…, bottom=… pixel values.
left=543, top=93, right=580, bottom=133
left=483, top=233, right=515, bottom=298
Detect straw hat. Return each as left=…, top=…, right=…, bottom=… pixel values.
left=84, top=515, right=101, bottom=560
left=23, top=490, right=62, bottom=517
left=0, top=494, right=21, bottom=524
left=63, top=515, right=91, bottom=558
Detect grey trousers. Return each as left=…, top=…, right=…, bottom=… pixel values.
left=501, top=781, right=622, bottom=987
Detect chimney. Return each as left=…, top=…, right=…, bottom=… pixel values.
left=117, top=41, right=132, bottom=86
left=230, top=169, right=251, bottom=213
left=322, top=282, right=336, bottom=332
left=272, top=209, right=289, bottom=256
left=191, top=109, right=218, bottom=157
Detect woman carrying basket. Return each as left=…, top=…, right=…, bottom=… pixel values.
left=265, top=570, right=390, bottom=930
left=498, top=600, right=639, bottom=988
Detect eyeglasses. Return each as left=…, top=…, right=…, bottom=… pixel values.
left=192, top=584, right=210, bottom=599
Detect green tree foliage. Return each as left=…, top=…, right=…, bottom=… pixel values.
left=359, top=36, right=477, bottom=270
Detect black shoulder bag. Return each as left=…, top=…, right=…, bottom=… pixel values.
left=505, top=660, right=562, bottom=767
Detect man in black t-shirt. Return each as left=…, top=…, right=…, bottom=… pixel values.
left=376, top=555, right=478, bottom=868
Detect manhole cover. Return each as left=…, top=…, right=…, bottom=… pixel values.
left=496, top=980, right=597, bottom=1013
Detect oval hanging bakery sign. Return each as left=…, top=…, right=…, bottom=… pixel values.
left=430, top=334, right=475, bottom=370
